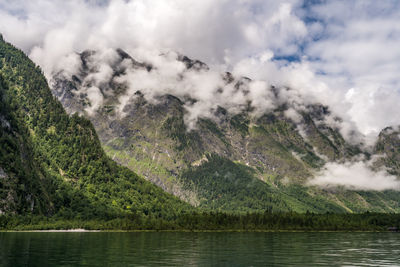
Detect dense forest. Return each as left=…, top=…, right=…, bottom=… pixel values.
left=1, top=212, right=400, bottom=232
left=179, top=154, right=353, bottom=213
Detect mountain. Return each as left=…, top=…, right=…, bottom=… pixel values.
left=0, top=36, right=191, bottom=219
left=374, top=126, right=400, bottom=176
left=51, top=47, right=400, bottom=213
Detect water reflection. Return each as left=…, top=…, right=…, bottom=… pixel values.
left=1, top=232, right=400, bottom=266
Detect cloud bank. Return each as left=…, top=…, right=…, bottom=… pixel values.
left=309, top=159, right=400, bottom=191
left=1, top=0, right=399, bottom=145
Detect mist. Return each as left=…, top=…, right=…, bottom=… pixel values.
left=309, top=159, right=400, bottom=191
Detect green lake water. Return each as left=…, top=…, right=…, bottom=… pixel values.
left=1, top=232, right=400, bottom=266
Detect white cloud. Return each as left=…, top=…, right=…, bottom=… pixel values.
left=309, top=159, right=400, bottom=191
left=304, top=1, right=400, bottom=141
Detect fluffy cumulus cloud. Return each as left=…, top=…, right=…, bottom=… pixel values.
left=304, top=0, right=400, bottom=142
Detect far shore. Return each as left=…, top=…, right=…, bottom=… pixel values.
left=5, top=229, right=101, bottom=232
left=1, top=229, right=393, bottom=233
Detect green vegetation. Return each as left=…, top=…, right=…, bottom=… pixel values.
left=180, top=154, right=288, bottom=212
left=163, top=116, right=201, bottom=151
left=0, top=36, right=191, bottom=220
left=178, top=154, right=384, bottom=213
left=230, top=114, right=249, bottom=136
left=1, top=212, right=400, bottom=231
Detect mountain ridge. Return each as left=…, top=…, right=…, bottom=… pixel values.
left=50, top=47, right=400, bottom=213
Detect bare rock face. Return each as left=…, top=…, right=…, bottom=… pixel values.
left=374, top=126, right=400, bottom=175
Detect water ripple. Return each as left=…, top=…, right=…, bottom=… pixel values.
left=1, top=232, right=400, bottom=266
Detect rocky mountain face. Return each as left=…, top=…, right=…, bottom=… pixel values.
left=51, top=48, right=400, bottom=213
left=374, top=126, right=400, bottom=176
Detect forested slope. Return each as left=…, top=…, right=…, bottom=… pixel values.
left=0, top=36, right=191, bottom=219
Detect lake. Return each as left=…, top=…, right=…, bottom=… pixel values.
left=1, top=231, right=400, bottom=266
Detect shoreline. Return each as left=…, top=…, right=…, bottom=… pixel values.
left=0, top=229, right=391, bottom=233
left=16, top=229, right=101, bottom=232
